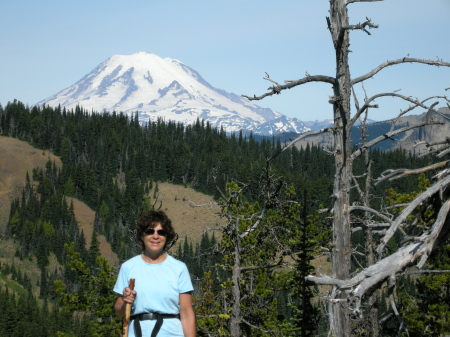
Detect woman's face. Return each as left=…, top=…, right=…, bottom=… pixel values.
left=142, top=222, right=167, bottom=255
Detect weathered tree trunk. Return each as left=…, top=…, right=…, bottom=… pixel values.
left=230, top=233, right=242, bottom=336
left=362, top=97, right=380, bottom=337
left=329, top=1, right=353, bottom=336
left=242, top=1, right=450, bottom=335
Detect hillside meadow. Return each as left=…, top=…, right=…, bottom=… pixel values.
left=0, top=136, right=223, bottom=264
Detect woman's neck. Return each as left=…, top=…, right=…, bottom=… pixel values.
left=141, top=251, right=167, bottom=264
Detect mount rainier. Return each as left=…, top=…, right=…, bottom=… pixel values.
left=37, top=52, right=309, bottom=135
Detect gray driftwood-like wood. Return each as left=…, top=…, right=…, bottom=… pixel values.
left=243, top=0, right=450, bottom=336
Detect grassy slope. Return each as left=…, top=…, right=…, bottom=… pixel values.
left=148, top=182, right=224, bottom=250
left=0, top=136, right=332, bottom=300
left=0, top=135, right=62, bottom=231
left=0, top=136, right=223, bottom=268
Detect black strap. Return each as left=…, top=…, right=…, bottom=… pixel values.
left=131, top=313, right=180, bottom=337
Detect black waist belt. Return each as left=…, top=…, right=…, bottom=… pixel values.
left=131, top=313, right=180, bottom=337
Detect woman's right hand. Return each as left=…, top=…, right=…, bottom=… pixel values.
left=115, top=287, right=137, bottom=317
left=122, top=286, right=137, bottom=304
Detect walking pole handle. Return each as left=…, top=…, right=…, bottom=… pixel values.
left=122, top=278, right=136, bottom=337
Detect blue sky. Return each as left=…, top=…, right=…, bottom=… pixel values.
left=1, top=0, right=449, bottom=121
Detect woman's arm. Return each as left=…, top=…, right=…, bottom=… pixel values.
left=179, top=292, right=196, bottom=337
left=114, top=287, right=136, bottom=318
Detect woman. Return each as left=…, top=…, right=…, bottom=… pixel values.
left=114, top=210, right=196, bottom=337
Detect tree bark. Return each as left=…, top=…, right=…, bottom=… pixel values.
left=329, top=1, right=353, bottom=336
left=230, top=226, right=242, bottom=336
left=242, top=1, right=450, bottom=335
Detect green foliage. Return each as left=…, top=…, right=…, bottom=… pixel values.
left=0, top=283, right=78, bottom=336
left=382, top=174, right=450, bottom=336
left=64, top=176, right=75, bottom=196
left=213, top=180, right=322, bottom=336
left=397, top=245, right=450, bottom=336
left=282, top=202, right=325, bottom=337
left=194, top=271, right=231, bottom=337
left=54, top=242, right=122, bottom=337
left=1, top=100, right=438, bottom=336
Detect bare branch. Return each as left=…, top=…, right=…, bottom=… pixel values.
left=239, top=209, right=266, bottom=239
left=242, top=75, right=336, bottom=101
left=188, top=200, right=218, bottom=207
left=342, top=18, right=379, bottom=35
left=434, top=169, right=450, bottom=181
left=268, top=127, right=332, bottom=162
left=306, top=275, right=347, bottom=287
left=351, top=92, right=447, bottom=126
left=416, top=199, right=450, bottom=268
left=385, top=203, right=410, bottom=210
left=351, top=121, right=440, bottom=160
left=379, top=312, right=394, bottom=326
left=387, top=275, right=408, bottom=334
left=308, top=241, right=426, bottom=289
left=240, top=259, right=282, bottom=272
left=352, top=57, right=450, bottom=85
left=433, top=109, right=450, bottom=122
left=422, top=148, right=450, bottom=160
left=349, top=205, right=393, bottom=223
left=375, top=161, right=450, bottom=185
left=415, top=136, right=450, bottom=158
left=241, top=319, right=273, bottom=334
left=404, top=269, right=450, bottom=276
left=438, top=148, right=450, bottom=158
left=352, top=84, right=361, bottom=112
left=308, top=231, right=449, bottom=320
left=377, top=175, right=450, bottom=256
left=427, top=137, right=450, bottom=147
left=346, top=0, right=383, bottom=4
left=351, top=223, right=391, bottom=233
left=309, top=196, right=449, bottom=321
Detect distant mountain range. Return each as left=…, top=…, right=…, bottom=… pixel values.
left=280, top=108, right=450, bottom=153
left=37, top=52, right=310, bottom=136
left=37, top=51, right=446, bottom=143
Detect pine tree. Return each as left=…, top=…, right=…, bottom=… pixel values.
left=87, top=230, right=100, bottom=268
left=54, top=242, right=122, bottom=336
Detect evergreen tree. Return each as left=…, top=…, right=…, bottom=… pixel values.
left=87, top=230, right=101, bottom=268
left=217, top=178, right=307, bottom=336
left=54, top=243, right=122, bottom=336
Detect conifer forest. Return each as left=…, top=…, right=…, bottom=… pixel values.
left=0, top=98, right=449, bottom=336
left=1, top=1, right=450, bottom=336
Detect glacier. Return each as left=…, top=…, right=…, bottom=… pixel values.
left=37, top=52, right=310, bottom=135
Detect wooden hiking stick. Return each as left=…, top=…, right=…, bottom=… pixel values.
left=122, top=278, right=135, bottom=337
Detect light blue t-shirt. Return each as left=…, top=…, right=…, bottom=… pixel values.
left=114, top=254, right=194, bottom=337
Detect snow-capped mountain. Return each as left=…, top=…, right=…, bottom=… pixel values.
left=302, top=119, right=334, bottom=131
left=37, top=52, right=309, bottom=135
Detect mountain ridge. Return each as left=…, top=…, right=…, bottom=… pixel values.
left=38, top=52, right=309, bottom=135
left=284, top=108, right=450, bottom=152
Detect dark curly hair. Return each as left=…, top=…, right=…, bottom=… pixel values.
left=136, top=210, right=177, bottom=251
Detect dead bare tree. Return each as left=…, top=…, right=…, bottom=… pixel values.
left=243, top=1, right=450, bottom=336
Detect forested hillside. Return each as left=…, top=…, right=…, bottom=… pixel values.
left=0, top=100, right=446, bottom=336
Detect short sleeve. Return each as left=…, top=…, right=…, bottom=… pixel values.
left=178, top=263, right=194, bottom=294
left=113, top=264, right=129, bottom=295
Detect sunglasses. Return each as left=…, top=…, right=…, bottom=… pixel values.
left=144, top=228, right=167, bottom=236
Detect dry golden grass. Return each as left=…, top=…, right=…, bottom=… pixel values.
left=0, top=136, right=336, bottom=304
left=0, top=136, right=61, bottom=231
left=0, top=136, right=223, bottom=268
left=0, top=136, right=118, bottom=264
left=0, top=238, right=43, bottom=297
left=148, top=182, right=224, bottom=250
left=65, top=197, right=119, bottom=265
left=311, top=254, right=332, bottom=297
